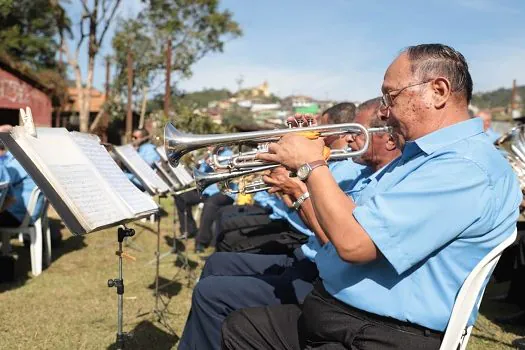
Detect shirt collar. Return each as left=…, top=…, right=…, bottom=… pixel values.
left=413, top=118, right=484, bottom=156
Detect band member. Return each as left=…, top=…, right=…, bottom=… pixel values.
left=222, top=44, right=521, bottom=350
left=0, top=143, right=44, bottom=228
left=131, top=128, right=160, bottom=166
left=178, top=98, right=401, bottom=350
left=214, top=102, right=360, bottom=254
left=125, top=128, right=161, bottom=190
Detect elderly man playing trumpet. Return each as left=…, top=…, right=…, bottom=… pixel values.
left=177, top=98, right=401, bottom=350
left=221, top=44, right=521, bottom=350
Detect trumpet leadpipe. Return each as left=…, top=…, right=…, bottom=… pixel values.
left=165, top=122, right=371, bottom=167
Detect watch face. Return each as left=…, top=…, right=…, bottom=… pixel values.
left=297, top=164, right=310, bottom=180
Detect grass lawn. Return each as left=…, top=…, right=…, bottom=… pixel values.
left=0, top=200, right=523, bottom=349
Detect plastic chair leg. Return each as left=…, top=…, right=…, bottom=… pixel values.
left=44, top=224, right=51, bottom=267
left=29, top=224, right=42, bottom=276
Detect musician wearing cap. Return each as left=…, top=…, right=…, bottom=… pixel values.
left=177, top=98, right=401, bottom=350
left=221, top=44, right=522, bottom=350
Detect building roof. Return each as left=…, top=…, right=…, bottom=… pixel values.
left=0, top=52, right=52, bottom=93
left=63, top=87, right=107, bottom=113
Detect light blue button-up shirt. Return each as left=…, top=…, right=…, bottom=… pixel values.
left=137, top=142, right=161, bottom=166
left=127, top=142, right=161, bottom=189
left=2, top=152, right=45, bottom=224
left=259, top=159, right=368, bottom=261
left=315, top=118, right=521, bottom=332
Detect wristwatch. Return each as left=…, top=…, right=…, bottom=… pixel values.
left=297, top=160, right=327, bottom=181
left=292, top=191, right=310, bottom=210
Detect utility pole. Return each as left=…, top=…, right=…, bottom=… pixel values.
left=102, top=56, right=111, bottom=142
left=164, top=38, right=172, bottom=118
left=126, top=50, right=133, bottom=142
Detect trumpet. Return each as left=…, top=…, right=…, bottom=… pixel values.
left=165, top=121, right=391, bottom=168
left=193, top=164, right=277, bottom=193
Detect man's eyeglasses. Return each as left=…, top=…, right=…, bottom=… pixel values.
left=380, top=80, right=433, bottom=109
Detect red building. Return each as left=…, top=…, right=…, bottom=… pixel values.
left=0, top=56, right=52, bottom=126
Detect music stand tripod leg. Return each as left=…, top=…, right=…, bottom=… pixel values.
left=108, top=226, right=135, bottom=350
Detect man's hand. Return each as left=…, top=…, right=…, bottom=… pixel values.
left=262, top=166, right=306, bottom=198
left=257, top=134, right=325, bottom=171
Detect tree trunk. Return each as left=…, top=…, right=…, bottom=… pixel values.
left=139, top=86, right=148, bottom=129
left=80, top=54, right=95, bottom=132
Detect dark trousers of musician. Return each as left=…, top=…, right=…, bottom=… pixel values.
left=222, top=281, right=443, bottom=350
left=178, top=248, right=318, bottom=350
left=214, top=205, right=309, bottom=255
left=197, top=193, right=234, bottom=247
left=174, top=189, right=200, bottom=236
left=174, top=190, right=234, bottom=244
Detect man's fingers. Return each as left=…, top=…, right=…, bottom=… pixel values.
left=256, top=152, right=279, bottom=163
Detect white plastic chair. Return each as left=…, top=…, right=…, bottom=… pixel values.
left=0, top=187, right=51, bottom=276
left=439, top=228, right=518, bottom=350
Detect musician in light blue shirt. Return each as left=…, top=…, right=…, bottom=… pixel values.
left=224, top=44, right=522, bottom=350
left=125, top=128, right=161, bottom=190
left=180, top=100, right=403, bottom=350
left=0, top=150, right=44, bottom=227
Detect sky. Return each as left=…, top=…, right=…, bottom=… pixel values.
left=68, top=0, right=525, bottom=102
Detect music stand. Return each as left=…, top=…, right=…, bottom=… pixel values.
left=107, top=225, right=135, bottom=350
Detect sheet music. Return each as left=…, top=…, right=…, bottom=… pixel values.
left=115, top=144, right=170, bottom=194
left=48, top=164, right=126, bottom=229
left=71, top=133, right=158, bottom=215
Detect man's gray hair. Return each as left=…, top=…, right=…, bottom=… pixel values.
left=404, top=44, right=473, bottom=104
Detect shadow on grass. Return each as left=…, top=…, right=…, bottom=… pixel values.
left=0, top=219, right=87, bottom=293
left=470, top=333, right=515, bottom=348
left=164, top=236, right=188, bottom=252
left=107, top=320, right=179, bottom=350
left=149, top=277, right=182, bottom=298
left=174, top=254, right=198, bottom=270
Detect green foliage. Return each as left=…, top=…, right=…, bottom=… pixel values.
left=0, top=0, right=70, bottom=70
left=111, top=18, right=164, bottom=102
left=111, top=0, right=242, bottom=107
left=471, top=86, right=525, bottom=109
left=179, top=88, right=231, bottom=108
left=170, top=101, right=228, bottom=134
left=222, top=105, right=255, bottom=128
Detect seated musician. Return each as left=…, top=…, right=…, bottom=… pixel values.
left=126, top=128, right=161, bottom=190
left=178, top=98, right=401, bottom=350
left=174, top=146, right=238, bottom=252
left=0, top=143, right=45, bottom=228
left=221, top=44, right=521, bottom=350
left=214, top=102, right=362, bottom=255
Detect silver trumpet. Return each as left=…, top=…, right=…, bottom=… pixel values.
left=193, top=164, right=277, bottom=193
left=165, top=121, right=391, bottom=168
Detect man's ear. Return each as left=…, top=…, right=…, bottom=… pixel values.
left=385, top=135, right=396, bottom=151
left=431, top=77, right=451, bottom=109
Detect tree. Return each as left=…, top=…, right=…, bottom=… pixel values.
left=111, top=18, right=163, bottom=123
left=139, top=0, right=241, bottom=110
left=61, top=0, right=122, bottom=132
left=0, top=0, right=70, bottom=70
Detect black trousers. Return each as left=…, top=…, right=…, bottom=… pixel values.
left=222, top=282, right=443, bottom=350
left=197, top=193, right=234, bottom=246
left=0, top=211, right=22, bottom=227
left=178, top=249, right=318, bottom=350
left=174, top=189, right=201, bottom=234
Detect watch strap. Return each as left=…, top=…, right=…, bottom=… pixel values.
left=307, top=159, right=328, bottom=171
left=292, top=191, right=310, bottom=210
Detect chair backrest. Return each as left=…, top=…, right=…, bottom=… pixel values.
left=439, top=228, right=518, bottom=350
left=19, top=187, right=46, bottom=227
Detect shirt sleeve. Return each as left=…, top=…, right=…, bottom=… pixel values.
left=353, top=157, right=494, bottom=275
